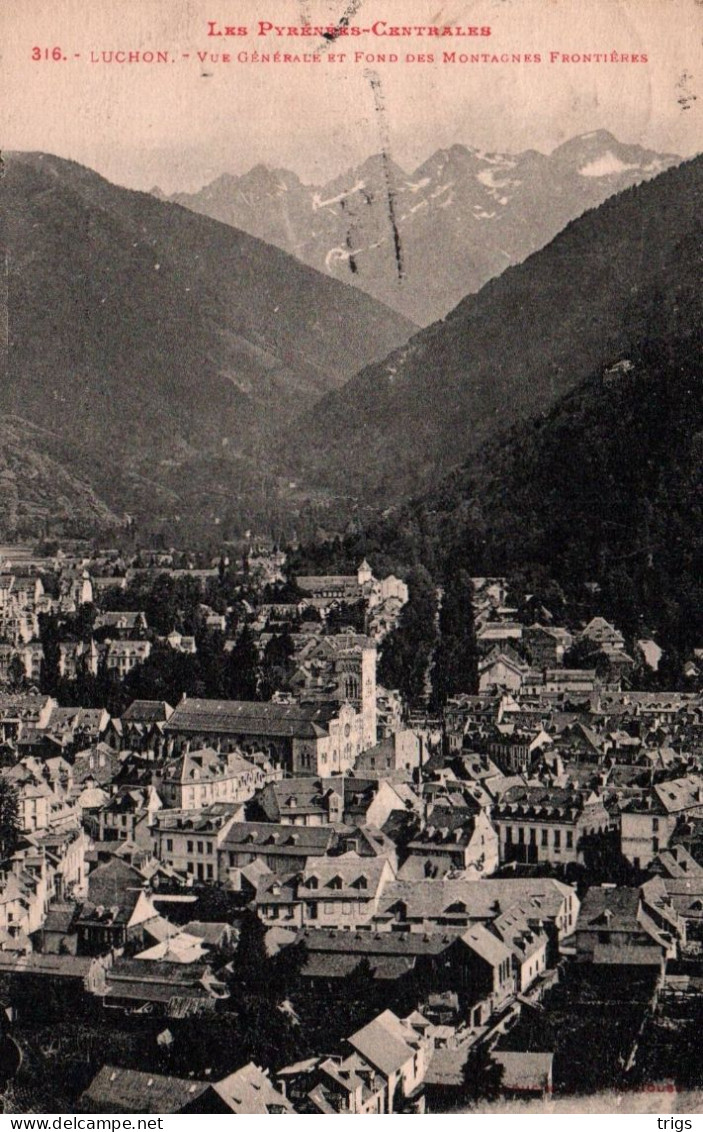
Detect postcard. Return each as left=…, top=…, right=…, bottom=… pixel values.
left=1, top=0, right=702, bottom=1118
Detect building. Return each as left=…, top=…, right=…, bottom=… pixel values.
left=402, top=810, right=500, bottom=879
left=105, top=640, right=151, bottom=676
left=478, top=650, right=528, bottom=694
left=120, top=699, right=174, bottom=756
left=97, top=787, right=162, bottom=845
left=75, top=859, right=160, bottom=955
left=252, top=777, right=345, bottom=827
left=164, top=696, right=365, bottom=777
left=295, top=925, right=514, bottom=1020
left=521, top=669, right=598, bottom=696
left=0, top=694, right=57, bottom=743
left=94, top=611, right=148, bottom=638
left=79, top=1066, right=212, bottom=1114
left=151, top=804, right=241, bottom=881
left=375, top=876, right=579, bottom=948
left=490, top=904, right=549, bottom=991
left=217, top=821, right=394, bottom=885
left=254, top=857, right=395, bottom=930
left=579, top=617, right=626, bottom=651
left=493, top=786, right=610, bottom=867
left=217, top=821, right=341, bottom=881
left=277, top=1053, right=387, bottom=1114
left=345, top=1009, right=434, bottom=1112
left=58, top=641, right=101, bottom=680
left=574, top=886, right=676, bottom=968
left=157, top=747, right=265, bottom=810
left=289, top=633, right=377, bottom=749
left=620, top=775, right=703, bottom=868
left=354, top=731, right=422, bottom=776
left=186, top=1064, right=294, bottom=1114
left=524, top=625, right=573, bottom=668
left=487, top=726, right=552, bottom=775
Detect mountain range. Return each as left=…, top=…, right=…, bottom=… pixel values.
left=167, top=132, right=679, bottom=325
left=279, top=154, right=703, bottom=509
left=292, top=301, right=703, bottom=661
left=1, top=152, right=414, bottom=539
left=2, top=147, right=700, bottom=550
left=0, top=416, right=122, bottom=539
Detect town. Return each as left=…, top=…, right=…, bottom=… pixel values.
left=0, top=538, right=701, bottom=1113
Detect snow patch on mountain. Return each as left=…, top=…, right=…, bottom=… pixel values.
left=579, top=151, right=641, bottom=177
left=312, top=181, right=366, bottom=211
left=405, top=177, right=431, bottom=193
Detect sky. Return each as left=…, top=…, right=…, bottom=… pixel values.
left=2, top=0, right=701, bottom=192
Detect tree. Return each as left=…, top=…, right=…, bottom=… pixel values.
left=38, top=612, right=61, bottom=695
left=462, top=1042, right=505, bottom=1104
left=0, top=779, right=21, bottom=862
left=145, top=573, right=178, bottom=635
left=563, top=637, right=600, bottom=670
left=431, top=568, right=479, bottom=709
left=327, top=600, right=367, bottom=634
left=7, top=654, right=27, bottom=693
left=223, top=625, right=260, bottom=701
left=259, top=630, right=295, bottom=700
left=379, top=566, right=438, bottom=705
left=269, top=937, right=308, bottom=994
left=228, top=909, right=271, bottom=997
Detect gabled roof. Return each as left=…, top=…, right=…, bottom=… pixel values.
left=164, top=697, right=340, bottom=739
left=122, top=700, right=174, bottom=724
left=479, top=648, right=527, bottom=675
left=461, top=923, right=512, bottom=967
left=347, top=1010, right=418, bottom=1077
left=492, top=1051, right=553, bottom=1093
left=257, top=857, right=390, bottom=904
left=653, top=775, right=703, bottom=814
left=376, top=877, right=573, bottom=924
left=82, top=857, right=145, bottom=921
left=211, top=1063, right=294, bottom=1114
left=80, top=1065, right=209, bottom=1113
left=576, top=886, right=669, bottom=954
left=219, top=821, right=338, bottom=854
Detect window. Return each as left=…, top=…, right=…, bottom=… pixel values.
left=517, top=827, right=525, bottom=844
left=187, top=840, right=194, bottom=853
left=206, top=864, right=214, bottom=880
left=166, top=839, right=173, bottom=852
left=324, top=903, right=334, bottom=914
left=553, top=830, right=561, bottom=849
left=541, top=829, right=548, bottom=846
left=566, top=830, right=573, bottom=849
left=653, top=837, right=659, bottom=852
left=652, top=818, right=659, bottom=832
left=206, top=842, right=212, bottom=854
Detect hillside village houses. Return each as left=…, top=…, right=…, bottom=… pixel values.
left=0, top=548, right=701, bottom=1109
